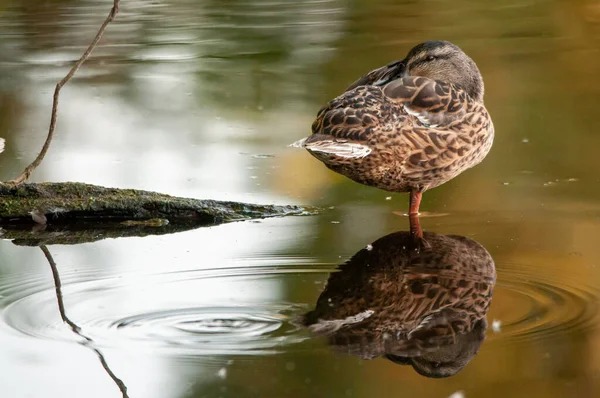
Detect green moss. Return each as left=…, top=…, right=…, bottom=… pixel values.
left=0, top=182, right=317, bottom=226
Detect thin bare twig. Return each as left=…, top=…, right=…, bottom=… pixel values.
left=41, top=245, right=129, bottom=398
left=9, top=0, right=120, bottom=184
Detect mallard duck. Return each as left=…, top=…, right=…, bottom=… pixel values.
left=291, top=41, right=494, bottom=214
left=301, top=220, right=496, bottom=378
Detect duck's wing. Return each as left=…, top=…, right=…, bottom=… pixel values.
left=379, top=76, right=492, bottom=175
left=345, top=59, right=406, bottom=91
left=0, top=138, right=4, bottom=154
left=383, top=76, right=469, bottom=128
left=296, top=86, right=406, bottom=158
left=297, top=78, right=484, bottom=167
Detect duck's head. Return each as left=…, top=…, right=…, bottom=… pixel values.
left=377, top=40, right=484, bottom=102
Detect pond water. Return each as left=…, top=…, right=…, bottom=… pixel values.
left=1, top=0, right=600, bottom=397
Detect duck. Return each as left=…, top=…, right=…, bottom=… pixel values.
left=300, top=217, right=496, bottom=378
left=291, top=41, right=494, bottom=215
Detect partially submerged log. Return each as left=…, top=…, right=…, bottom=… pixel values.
left=0, top=182, right=313, bottom=229
left=0, top=2, right=314, bottom=249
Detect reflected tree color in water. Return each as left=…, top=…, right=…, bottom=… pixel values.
left=0, top=0, right=600, bottom=397
left=303, top=226, right=495, bottom=378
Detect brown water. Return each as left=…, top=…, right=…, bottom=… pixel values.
left=1, top=0, right=600, bottom=397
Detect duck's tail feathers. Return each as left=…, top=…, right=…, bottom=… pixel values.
left=288, top=137, right=307, bottom=148
left=289, top=135, right=372, bottom=159
left=0, top=137, right=4, bottom=154
left=304, top=140, right=372, bottom=159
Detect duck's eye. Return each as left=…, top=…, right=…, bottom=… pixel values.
left=425, top=55, right=436, bottom=62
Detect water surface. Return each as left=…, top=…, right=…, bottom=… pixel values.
left=1, top=0, right=600, bottom=397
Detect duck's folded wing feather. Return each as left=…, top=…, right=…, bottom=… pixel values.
left=299, top=78, right=476, bottom=165
left=0, top=137, right=4, bottom=154
left=400, top=127, right=470, bottom=172
left=300, top=87, right=393, bottom=158
left=383, top=76, right=469, bottom=127
left=311, top=104, right=380, bottom=141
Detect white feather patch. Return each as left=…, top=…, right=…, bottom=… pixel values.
left=404, top=105, right=439, bottom=128
left=307, top=310, right=374, bottom=336
left=0, top=138, right=4, bottom=154
left=305, top=141, right=372, bottom=158
left=288, top=137, right=307, bottom=148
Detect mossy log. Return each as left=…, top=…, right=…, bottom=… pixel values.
left=0, top=182, right=313, bottom=229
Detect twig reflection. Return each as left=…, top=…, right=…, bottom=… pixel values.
left=40, top=245, right=129, bottom=398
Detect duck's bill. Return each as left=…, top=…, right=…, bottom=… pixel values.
left=385, top=354, right=412, bottom=366
left=372, top=58, right=407, bottom=86
left=346, top=58, right=407, bottom=91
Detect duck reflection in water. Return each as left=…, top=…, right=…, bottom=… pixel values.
left=301, top=217, right=496, bottom=378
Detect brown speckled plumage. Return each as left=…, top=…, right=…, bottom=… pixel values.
left=292, top=41, right=494, bottom=214
left=301, top=227, right=496, bottom=378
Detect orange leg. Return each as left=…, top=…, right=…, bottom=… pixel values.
left=409, top=213, right=423, bottom=241
left=409, top=191, right=422, bottom=215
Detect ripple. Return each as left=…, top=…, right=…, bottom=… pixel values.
left=0, top=265, right=332, bottom=356
left=2, top=255, right=598, bottom=355
left=490, top=262, right=600, bottom=343
left=106, top=306, right=288, bottom=351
